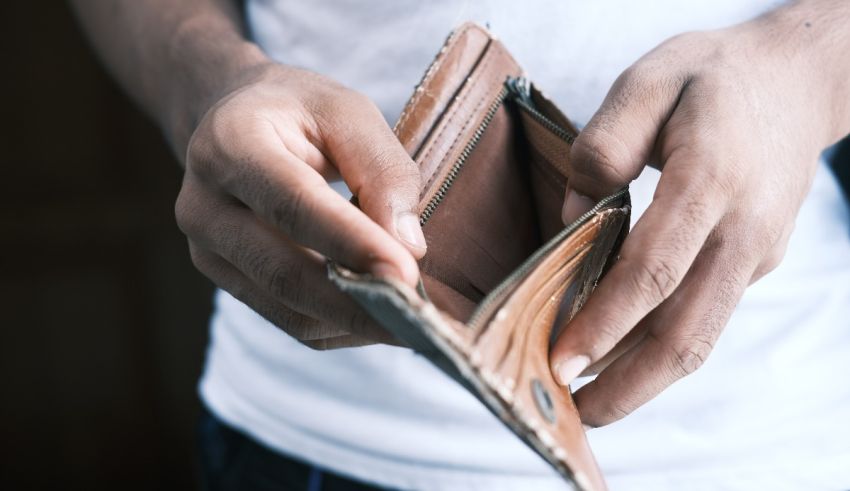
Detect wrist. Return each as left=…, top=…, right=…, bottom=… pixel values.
left=163, top=18, right=272, bottom=161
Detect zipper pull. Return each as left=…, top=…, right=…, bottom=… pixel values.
left=506, top=76, right=534, bottom=105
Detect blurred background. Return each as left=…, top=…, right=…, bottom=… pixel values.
left=1, top=2, right=213, bottom=490
left=2, top=3, right=849, bottom=491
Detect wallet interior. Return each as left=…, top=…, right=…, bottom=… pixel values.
left=418, top=76, right=586, bottom=324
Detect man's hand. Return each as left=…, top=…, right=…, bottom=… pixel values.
left=551, top=1, right=850, bottom=427
left=71, top=1, right=426, bottom=349
left=176, top=64, right=427, bottom=349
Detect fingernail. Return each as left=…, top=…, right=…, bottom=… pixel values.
left=554, top=355, right=590, bottom=386
left=562, top=187, right=596, bottom=225
left=396, top=212, right=427, bottom=252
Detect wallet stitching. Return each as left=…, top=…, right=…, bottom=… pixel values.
left=394, top=24, right=475, bottom=136
left=419, top=49, right=501, bottom=195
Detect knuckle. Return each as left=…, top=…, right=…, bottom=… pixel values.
left=360, top=155, right=421, bottom=200
left=278, top=309, right=316, bottom=340
left=579, top=379, right=634, bottom=427
left=629, top=255, right=682, bottom=305
left=697, top=159, right=742, bottom=202
left=188, top=105, right=237, bottom=172
left=757, top=244, right=787, bottom=277
left=570, top=130, right=634, bottom=192
left=750, top=225, right=781, bottom=259
left=762, top=220, right=792, bottom=251
left=731, top=210, right=790, bottom=267
left=667, top=334, right=714, bottom=378
left=174, top=188, right=197, bottom=237
left=185, top=129, right=215, bottom=177
left=301, top=335, right=341, bottom=351
left=296, top=322, right=350, bottom=346
left=596, top=399, right=632, bottom=425
left=302, top=338, right=329, bottom=351
left=679, top=193, right=719, bottom=233
left=174, top=179, right=214, bottom=240
left=662, top=145, right=741, bottom=204
left=761, top=257, right=781, bottom=275
left=655, top=184, right=720, bottom=238
left=265, top=258, right=304, bottom=302
left=617, top=64, right=654, bottom=94
left=187, top=243, right=210, bottom=273
left=270, top=186, right=311, bottom=236
left=346, top=307, right=377, bottom=338
left=582, top=312, right=631, bottom=355
left=187, top=247, right=239, bottom=297
left=618, top=56, right=689, bottom=104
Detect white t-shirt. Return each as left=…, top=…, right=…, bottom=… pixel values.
left=199, top=1, right=850, bottom=489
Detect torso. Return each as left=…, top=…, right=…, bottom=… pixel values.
left=199, top=2, right=850, bottom=489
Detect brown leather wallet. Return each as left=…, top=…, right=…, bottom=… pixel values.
left=329, top=23, right=630, bottom=491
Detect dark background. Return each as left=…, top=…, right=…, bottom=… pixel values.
left=1, top=2, right=213, bottom=490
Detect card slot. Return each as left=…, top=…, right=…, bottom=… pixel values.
left=528, top=151, right=568, bottom=242
left=517, top=108, right=574, bottom=179
left=418, top=103, right=543, bottom=320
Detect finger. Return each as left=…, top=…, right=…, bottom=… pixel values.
left=582, top=323, right=649, bottom=377
left=303, top=333, right=384, bottom=351
left=563, top=54, right=687, bottom=222
left=267, top=122, right=340, bottom=181
left=198, top=121, right=420, bottom=286
left=750, top=223, right=793, bottom=284
left=187, top=243, right=339, bottom=341
left=190, top=243, right=399, bottom=347
left=315, top=92, right=427, bottom=258
left=573, top=239, right=754, bottom=427
left=179, top=183, right=394, bottom=340
left=551, top=147, right=729, bottom=386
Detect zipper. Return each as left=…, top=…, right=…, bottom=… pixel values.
left=419, top=76, right=575, bottom=226
left=415, top=74, right=620, bottom=328
left=505, top=76, right=576, bottom=145
left=466, top=188, right=628, bottom=330
left=419, top=85, right=510, bottom=226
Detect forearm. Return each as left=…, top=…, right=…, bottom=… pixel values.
left=70, top=0, right=270, bottom=161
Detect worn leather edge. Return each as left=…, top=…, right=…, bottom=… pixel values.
left=393, top=23, right=491, bottom=157
left=327, top=196, right=630, bottom=491
left=327, top=260, right=586, bottom=487
left=419, top=43, right=522, bottom=206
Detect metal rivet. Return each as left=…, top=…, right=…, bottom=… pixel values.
left=531, top=378, right=556, bottom=424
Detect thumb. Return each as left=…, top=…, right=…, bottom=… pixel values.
left=563, top=63, right=684, bottom=223
left=321, top=93, right=426, bottom=281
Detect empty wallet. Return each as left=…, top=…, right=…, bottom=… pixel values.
left=328, top=23, right=630, bottom=491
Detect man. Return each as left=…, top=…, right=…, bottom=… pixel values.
left=72, top=0, right=850, bottom=489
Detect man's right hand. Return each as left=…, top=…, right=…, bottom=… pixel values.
left=175, top=63, right=427, bottom=349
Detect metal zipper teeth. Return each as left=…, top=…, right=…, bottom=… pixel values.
left=467, top=188, right=629, bottom=330
left=505, top=76, right=574, bottom=144
left=419, top=86, right=510, bottom=226
left=514, top=98, right=576, bottom=144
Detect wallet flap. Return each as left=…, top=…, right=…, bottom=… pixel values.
left=330, top=189, right=628, bottom=491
